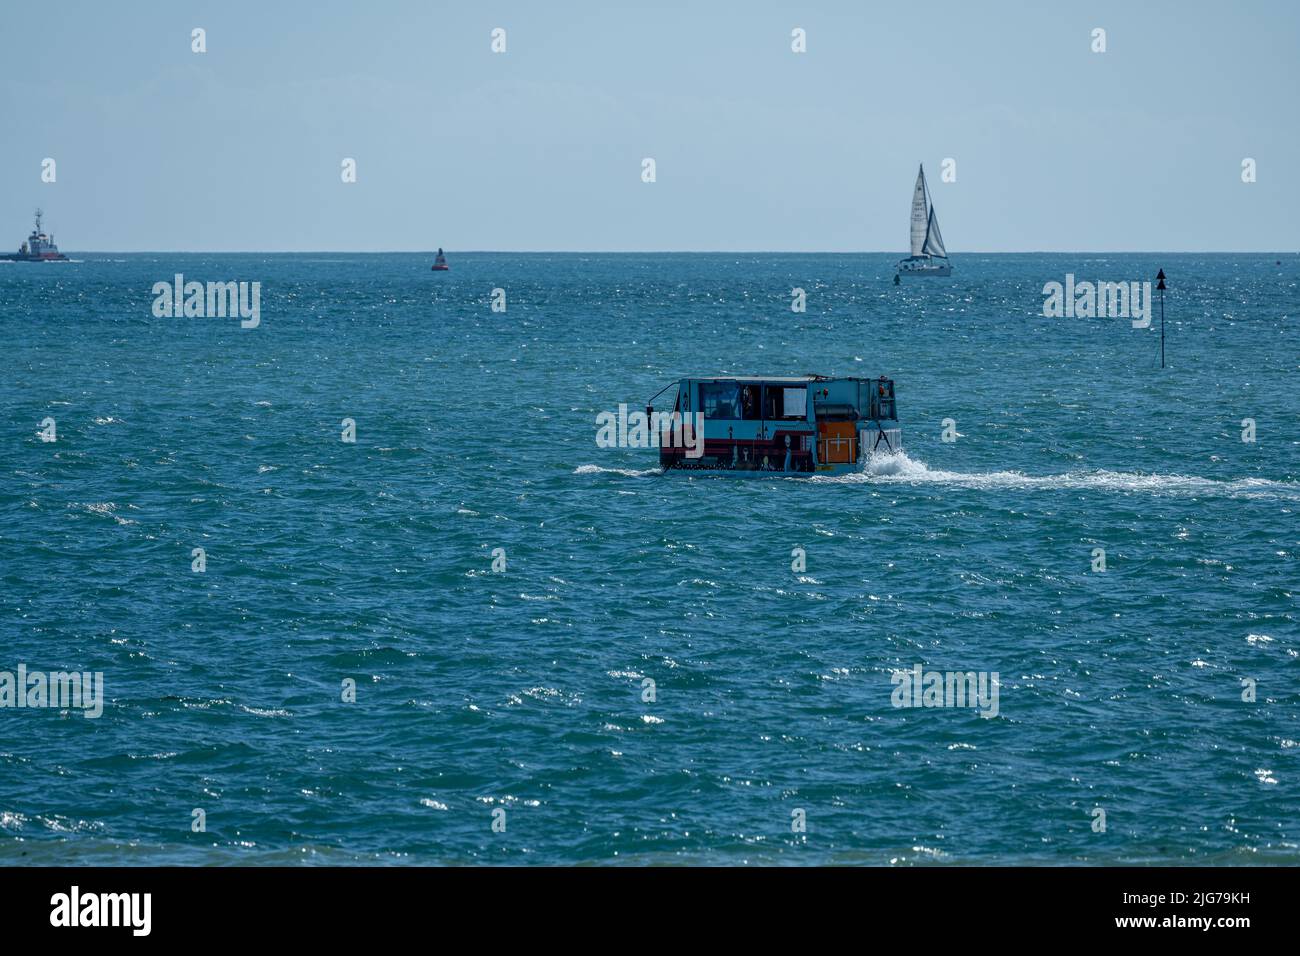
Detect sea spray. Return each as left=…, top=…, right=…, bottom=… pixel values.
left=848, top=452, right=1300, bottom=500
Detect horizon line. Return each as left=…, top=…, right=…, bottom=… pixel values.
left=35, top=249, right=1300, bottom=256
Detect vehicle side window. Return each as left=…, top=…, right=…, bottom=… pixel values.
left=700, top=382, right=740, bottom=419
left=764, top=385, right=807, bottom=420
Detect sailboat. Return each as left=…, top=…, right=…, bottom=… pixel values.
left=897, top=164, right=951, bottom=277
left=431, top=248, right=449, bottom=271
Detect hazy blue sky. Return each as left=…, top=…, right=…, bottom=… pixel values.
left=2, top=1, right=1296, bottom=251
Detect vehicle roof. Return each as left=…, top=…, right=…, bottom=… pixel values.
left=680, top=375, right=871, bottom=383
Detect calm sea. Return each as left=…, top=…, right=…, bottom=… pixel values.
left=1, top=252, right=1296, bottom=864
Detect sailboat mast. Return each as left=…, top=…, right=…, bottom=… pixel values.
left=919, top=164, right=932, bottom=254
left=909, top=164, right=929, bottom=258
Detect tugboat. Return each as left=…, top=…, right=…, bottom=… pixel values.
left=896, top=164, right=950, bottom=277
left=647, top=375, right=901, bottom=476
left=430, top=248, right=449, bottom=271
left=1, top=209, right=70, bottom=262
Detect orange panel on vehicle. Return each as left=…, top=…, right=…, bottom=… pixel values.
left=817, top=422, right=857, bottom=464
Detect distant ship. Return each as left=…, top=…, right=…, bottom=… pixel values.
left=1, top=209, right=70, bottom=262
left=896, top=165, right=950, bottom=277
left=431, top=248, right=449, bottom=271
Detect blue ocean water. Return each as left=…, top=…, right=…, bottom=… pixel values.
left=1, top=252, right=1296, bottom=865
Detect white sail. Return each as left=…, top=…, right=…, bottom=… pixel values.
left=921, top=206, right=946, bottom=258
left=909, top=165, right=928, bottom=257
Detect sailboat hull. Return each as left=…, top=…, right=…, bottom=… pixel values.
left=897, top=255, right=951, bottom=277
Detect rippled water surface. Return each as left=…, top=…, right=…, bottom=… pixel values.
left=1, top=252, right=1296, bottom=864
